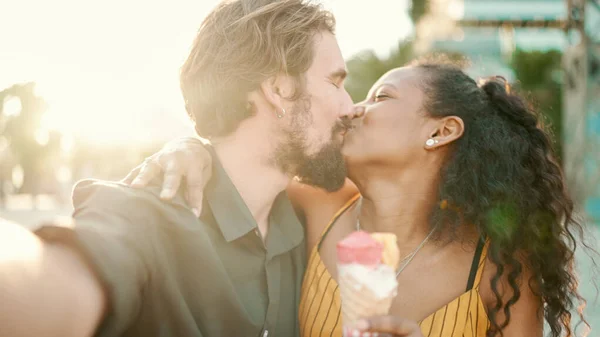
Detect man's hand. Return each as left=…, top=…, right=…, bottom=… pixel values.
left=347, top=316, right=424, bottom=337
left=123, top=137, right=212, bottom=217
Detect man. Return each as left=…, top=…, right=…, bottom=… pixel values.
left=0, top=1, right=355, bottom=336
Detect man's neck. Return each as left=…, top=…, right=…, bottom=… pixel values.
left=213, top=133, right=289, bottom=239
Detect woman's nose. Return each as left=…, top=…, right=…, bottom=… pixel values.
left=350, top=104, right=366, bottom=119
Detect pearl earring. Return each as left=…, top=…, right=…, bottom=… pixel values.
left=425, top=138, right=439, bottom=147
left=276, top=108, right=286, bottom=118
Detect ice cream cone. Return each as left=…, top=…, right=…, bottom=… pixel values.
left=338, top=268, right=395, bottom=324
left=337, top=231, right=400, bottom=337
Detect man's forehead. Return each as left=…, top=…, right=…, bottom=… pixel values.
left=310, top=31, right=346, bottom=73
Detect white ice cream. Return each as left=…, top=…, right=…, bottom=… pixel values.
left=338, top=263, right=398, bottom=299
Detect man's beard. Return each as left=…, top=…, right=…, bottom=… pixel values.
left=273, top=96, right=348, bottom=192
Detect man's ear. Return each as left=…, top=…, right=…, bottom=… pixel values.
left=259, top=74, right=295, bottom=118
left=424, top=116, right=465, bottom=150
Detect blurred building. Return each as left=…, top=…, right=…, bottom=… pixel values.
left=416, top=0, right=569, bottom=78
left=416, top=0, right=600, bottom=222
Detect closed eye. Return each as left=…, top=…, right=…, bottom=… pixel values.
left=374, top=93, right=389, bottom=101
left=328, top=68, right=347, bottom=90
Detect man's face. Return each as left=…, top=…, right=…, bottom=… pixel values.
left=274, top=31, right=354, bottom=192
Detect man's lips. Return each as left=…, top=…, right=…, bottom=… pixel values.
left=336, top=119, right=357, bottom=137
left=343, top=123, right=359, bottom=134
left=340, top=126, right=352, bottom=136
left=338, top=126, right=356, bottom=139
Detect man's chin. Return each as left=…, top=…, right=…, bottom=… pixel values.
left=274, top=130, right=346, bottom=192
left=295, top=146, right=346, bottom=192
left=295, top=175, right=346, bottom=192
left=297, top=176, right=346, bottom=192
left=335, top=131, right=346, bottom=145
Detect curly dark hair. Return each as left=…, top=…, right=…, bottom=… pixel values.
left=411, top=58, right=595, bottom=337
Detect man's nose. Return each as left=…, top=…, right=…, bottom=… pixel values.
left=338, top=88, right=357, bottom=118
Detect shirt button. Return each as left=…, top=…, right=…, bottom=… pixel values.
left=262, top=330, right=269, bottom=337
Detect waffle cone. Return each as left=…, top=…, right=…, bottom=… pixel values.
left=338, top=269, right=395, bottom=325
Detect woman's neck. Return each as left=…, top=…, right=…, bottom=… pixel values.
left=351, top=165, right=441, bottom=250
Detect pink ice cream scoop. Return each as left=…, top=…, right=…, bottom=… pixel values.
left=336, top=230, right=383, bottom=267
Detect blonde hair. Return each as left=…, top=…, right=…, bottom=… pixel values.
left=180, top=0, right=335, bottom=138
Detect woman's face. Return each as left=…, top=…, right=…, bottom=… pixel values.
left=342, top=66, right=440, bottom=169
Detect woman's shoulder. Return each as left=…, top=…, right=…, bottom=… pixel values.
left=286, top=178, right=359, bottom=221
left=286, top=179, right=360, bottom=253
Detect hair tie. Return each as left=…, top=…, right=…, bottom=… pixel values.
left=440, top=199, right=449, bottom=210
left=493, top=75, right=511, bottom=94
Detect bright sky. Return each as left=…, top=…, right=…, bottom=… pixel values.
left=0, top=0, right=412, bottom=144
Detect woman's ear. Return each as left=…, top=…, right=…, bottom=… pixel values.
left=424, top=116, right=465, bottom=150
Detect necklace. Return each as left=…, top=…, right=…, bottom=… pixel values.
left=356, top=220, right=437, bottom=278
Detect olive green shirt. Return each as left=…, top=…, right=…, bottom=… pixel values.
left=36, top=151, right=306, bottom=337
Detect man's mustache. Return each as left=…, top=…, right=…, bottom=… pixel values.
left=333, top=117, right=353, bottom=133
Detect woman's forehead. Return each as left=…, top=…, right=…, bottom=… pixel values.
left=380, top=67, right=421, bottom=85
left=369, top=67, right=423, bottom=95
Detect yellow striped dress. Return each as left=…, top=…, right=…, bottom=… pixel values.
left=298, top=194, right=490, bottom=337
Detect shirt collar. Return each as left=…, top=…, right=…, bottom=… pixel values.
left=265, top=192, right=305, bottom=259
left=204, top=146, right=304, bottom=252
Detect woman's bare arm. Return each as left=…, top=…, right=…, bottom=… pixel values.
left=124, top=137, right=360, bottom=251
left=479, top=257, right=543, bottom=337
left=287, top=178, right=359, bottom=253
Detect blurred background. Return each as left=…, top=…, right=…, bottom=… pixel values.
left=1, top=0, right=599, bottom=330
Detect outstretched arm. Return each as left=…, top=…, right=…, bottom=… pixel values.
left=0, top=220, right=105, bottom=337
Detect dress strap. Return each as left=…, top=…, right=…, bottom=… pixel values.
left=466, top=237, right=490, bottom=291
left=473, top=239, right=491, bottom=290
left=317, top=193, right=361, bottom=250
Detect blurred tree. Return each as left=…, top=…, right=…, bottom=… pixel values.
left=410, top=0, right=429, bottom=24
left=511, top=49, right=564, bottom=158
left=0, top=82, right=59, bottom=200
left=344, top=0, right=437, bottom=102
left=345, top=41, right=414, bottom=102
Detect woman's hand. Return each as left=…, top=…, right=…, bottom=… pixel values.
left=347, top=316, right=424, bottom=337
left=122, top=137, right=212, bottom=216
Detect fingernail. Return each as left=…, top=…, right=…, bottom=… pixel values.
left=131, top=179, right=142, bottom=187
left=192, top=208, right=200, bottom=217
left=160, top=190, right=172, bottom=199
left=354, top=320, right=369, bottom=331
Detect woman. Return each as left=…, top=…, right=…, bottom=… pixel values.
left=126, top=59, right=591, bottom=337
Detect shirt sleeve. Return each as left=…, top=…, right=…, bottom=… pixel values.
left=35, top=179, right=161, bottom=336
